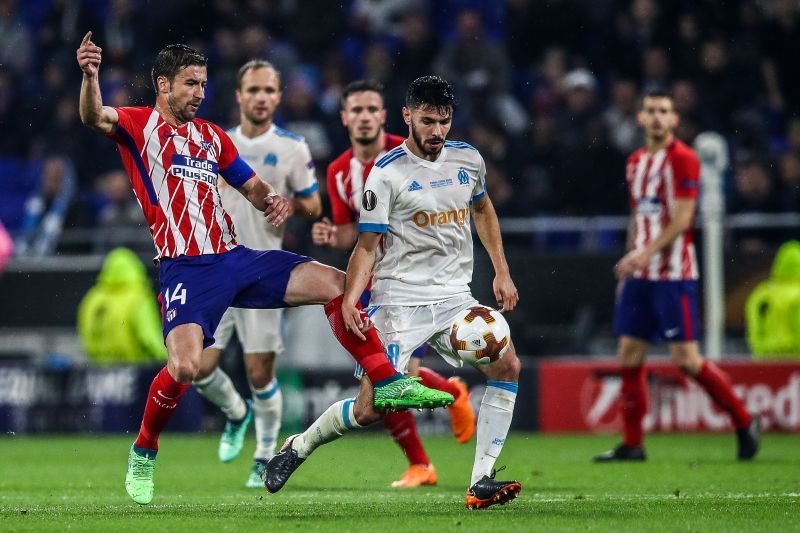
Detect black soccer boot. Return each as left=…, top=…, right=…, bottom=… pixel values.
left=737, top=414, right=761, bottom=460
left=262, top=434, right=305, bottom=493
left=465, top=467, right=521, bottom=510
left=593, top=443, right=647, bottom=462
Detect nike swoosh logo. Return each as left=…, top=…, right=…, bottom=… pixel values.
left=664, top=328, right=679, bottom=338
left=157, top=390, right=176, bottom=400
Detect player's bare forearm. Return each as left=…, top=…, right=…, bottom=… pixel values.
left=471, top=197, right=510, bottom=277
left=240, top=177, right=273, bottom=211
left=625, top=218, right=636, bottom=252
left=239, top=177, right=290, bottom=227
left=333, top=223, right=358, bottom=249
left=343, top=233, right=379, bottom=307
left=472, top=196, right=518, bottom=311
left=77, top=32, right=117, bottom=134
left=292, top=193, right=322, bottom=220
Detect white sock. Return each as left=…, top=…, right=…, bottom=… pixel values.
left=193, top=367, right=247, bottom=421
left=293, top=398, right=362, bottom=459
left=471, top=381, right=517, bottom=485
left=251, top=378, right=282, bottom=460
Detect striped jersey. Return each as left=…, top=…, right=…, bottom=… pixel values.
left=327, top=134, right=405, bottom=225
left=220, top=124, right=318, bottom=251
left=626, top=139, right=701, bottom=280
left=359, top=140, right=487, bottom=305
left=106, top=106, right=256, bottom=259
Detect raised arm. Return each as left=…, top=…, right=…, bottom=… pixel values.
left=471, top=195, right=519, bottom=312
left=76, top=31, right=118, bottom=134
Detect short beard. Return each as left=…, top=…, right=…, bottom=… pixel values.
left=167, top=94, right=195, bottom=124
left=411, top=122, right=442, bottom=156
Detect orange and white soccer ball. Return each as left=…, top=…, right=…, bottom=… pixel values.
left=449, top=305, right=511, bottom=366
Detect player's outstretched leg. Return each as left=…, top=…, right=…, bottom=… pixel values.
left=262, top=398, right=364, bottom=492
left=323, top=295, right=454, bottom=410
left=593, top=365, right=648, bottom=462
left=416, top=368, right=475, bottom=443
left=373, top=376, right=454, bottom=409
left=127, top=366, right=191, bottom=504
left=247, top=378, right=282, bottom=488
left=383, top=411, right=437, bottom=488
left=194, top=367, right=252, bottom=463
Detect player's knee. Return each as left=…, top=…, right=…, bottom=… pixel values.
left=247, top=361, right=275, bottom=389
left=171, top=360, right=199, bottom=383
left=324, top=268, right=346, bottom=299
left=503, top=353, right=522, bottom=381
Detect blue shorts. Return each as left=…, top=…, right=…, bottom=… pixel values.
left=613, top=278, right=699, bottom=343
left=158, top=246, right=313, bottom=348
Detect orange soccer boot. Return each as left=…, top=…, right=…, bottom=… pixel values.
left=390, top=464, right=438, bottom=488
left=447, top=377, right=475, bottom=443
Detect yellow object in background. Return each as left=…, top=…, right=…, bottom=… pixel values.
left=77, top=247, right=167, bottom=365
left=745, top=241, right=800, bottom=358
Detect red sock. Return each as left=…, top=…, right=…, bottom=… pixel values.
left=134, top=367, right=190, bottom=451
left=620, top=366, right=648, bottom=447
left=417, top=367, right=460, bottom=398
left=383, top=410, right=430, bottom=466
left=694, top=361, right=752, bottom=429
left=324, top=295, right=397, bottom=384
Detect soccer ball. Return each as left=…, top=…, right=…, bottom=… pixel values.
left=449, top=305, right=511, bottom=366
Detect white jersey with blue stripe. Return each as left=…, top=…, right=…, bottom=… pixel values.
left=359, top=140, right=487, bottom=305
left=220, top=124, right=318, bottom=251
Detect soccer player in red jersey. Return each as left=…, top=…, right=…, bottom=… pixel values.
left=76, top=33, right=453, bottom=505
left=594, top=89, right=760, bottom=462
left=312, top=81, right=475, bottom=488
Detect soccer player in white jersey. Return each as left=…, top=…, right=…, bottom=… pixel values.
left=191, top=60, right=322, bottom=487
left=264, top=76, right=522, bottom=510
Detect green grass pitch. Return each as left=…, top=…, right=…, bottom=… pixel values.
left=1, top=432, right=798, bottom=532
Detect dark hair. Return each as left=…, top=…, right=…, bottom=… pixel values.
left=237, top=59, right=280, bottom=89
left=151, top=44, right=208, bottom=94
left=340, top=79, right=384, bottom=109
left=405, top=75, right=456, bottom=114
left=642, top=88, right=673, bottom=106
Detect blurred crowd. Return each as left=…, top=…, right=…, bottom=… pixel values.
left=1, top=0, right=799, bottom=256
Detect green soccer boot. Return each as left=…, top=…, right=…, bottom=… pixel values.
left=373, top=376, right=455, bottom=410
left=218, top=400, right=253, bottom=463
left=125, top=445, right=156, bottom=505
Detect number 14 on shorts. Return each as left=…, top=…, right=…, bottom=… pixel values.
left=165, top=283, right=187, bottom=307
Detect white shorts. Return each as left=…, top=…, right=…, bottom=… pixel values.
left=211, top=307, right=284, bottom=354
left=355, top=293, right=478, bottom=378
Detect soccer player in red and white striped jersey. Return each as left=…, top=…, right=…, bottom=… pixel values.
left=77, top=33, right=453, bottom=505
left=312, top=81, right=475, bottom=488
left=595, top=89, right=760, bottom=462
